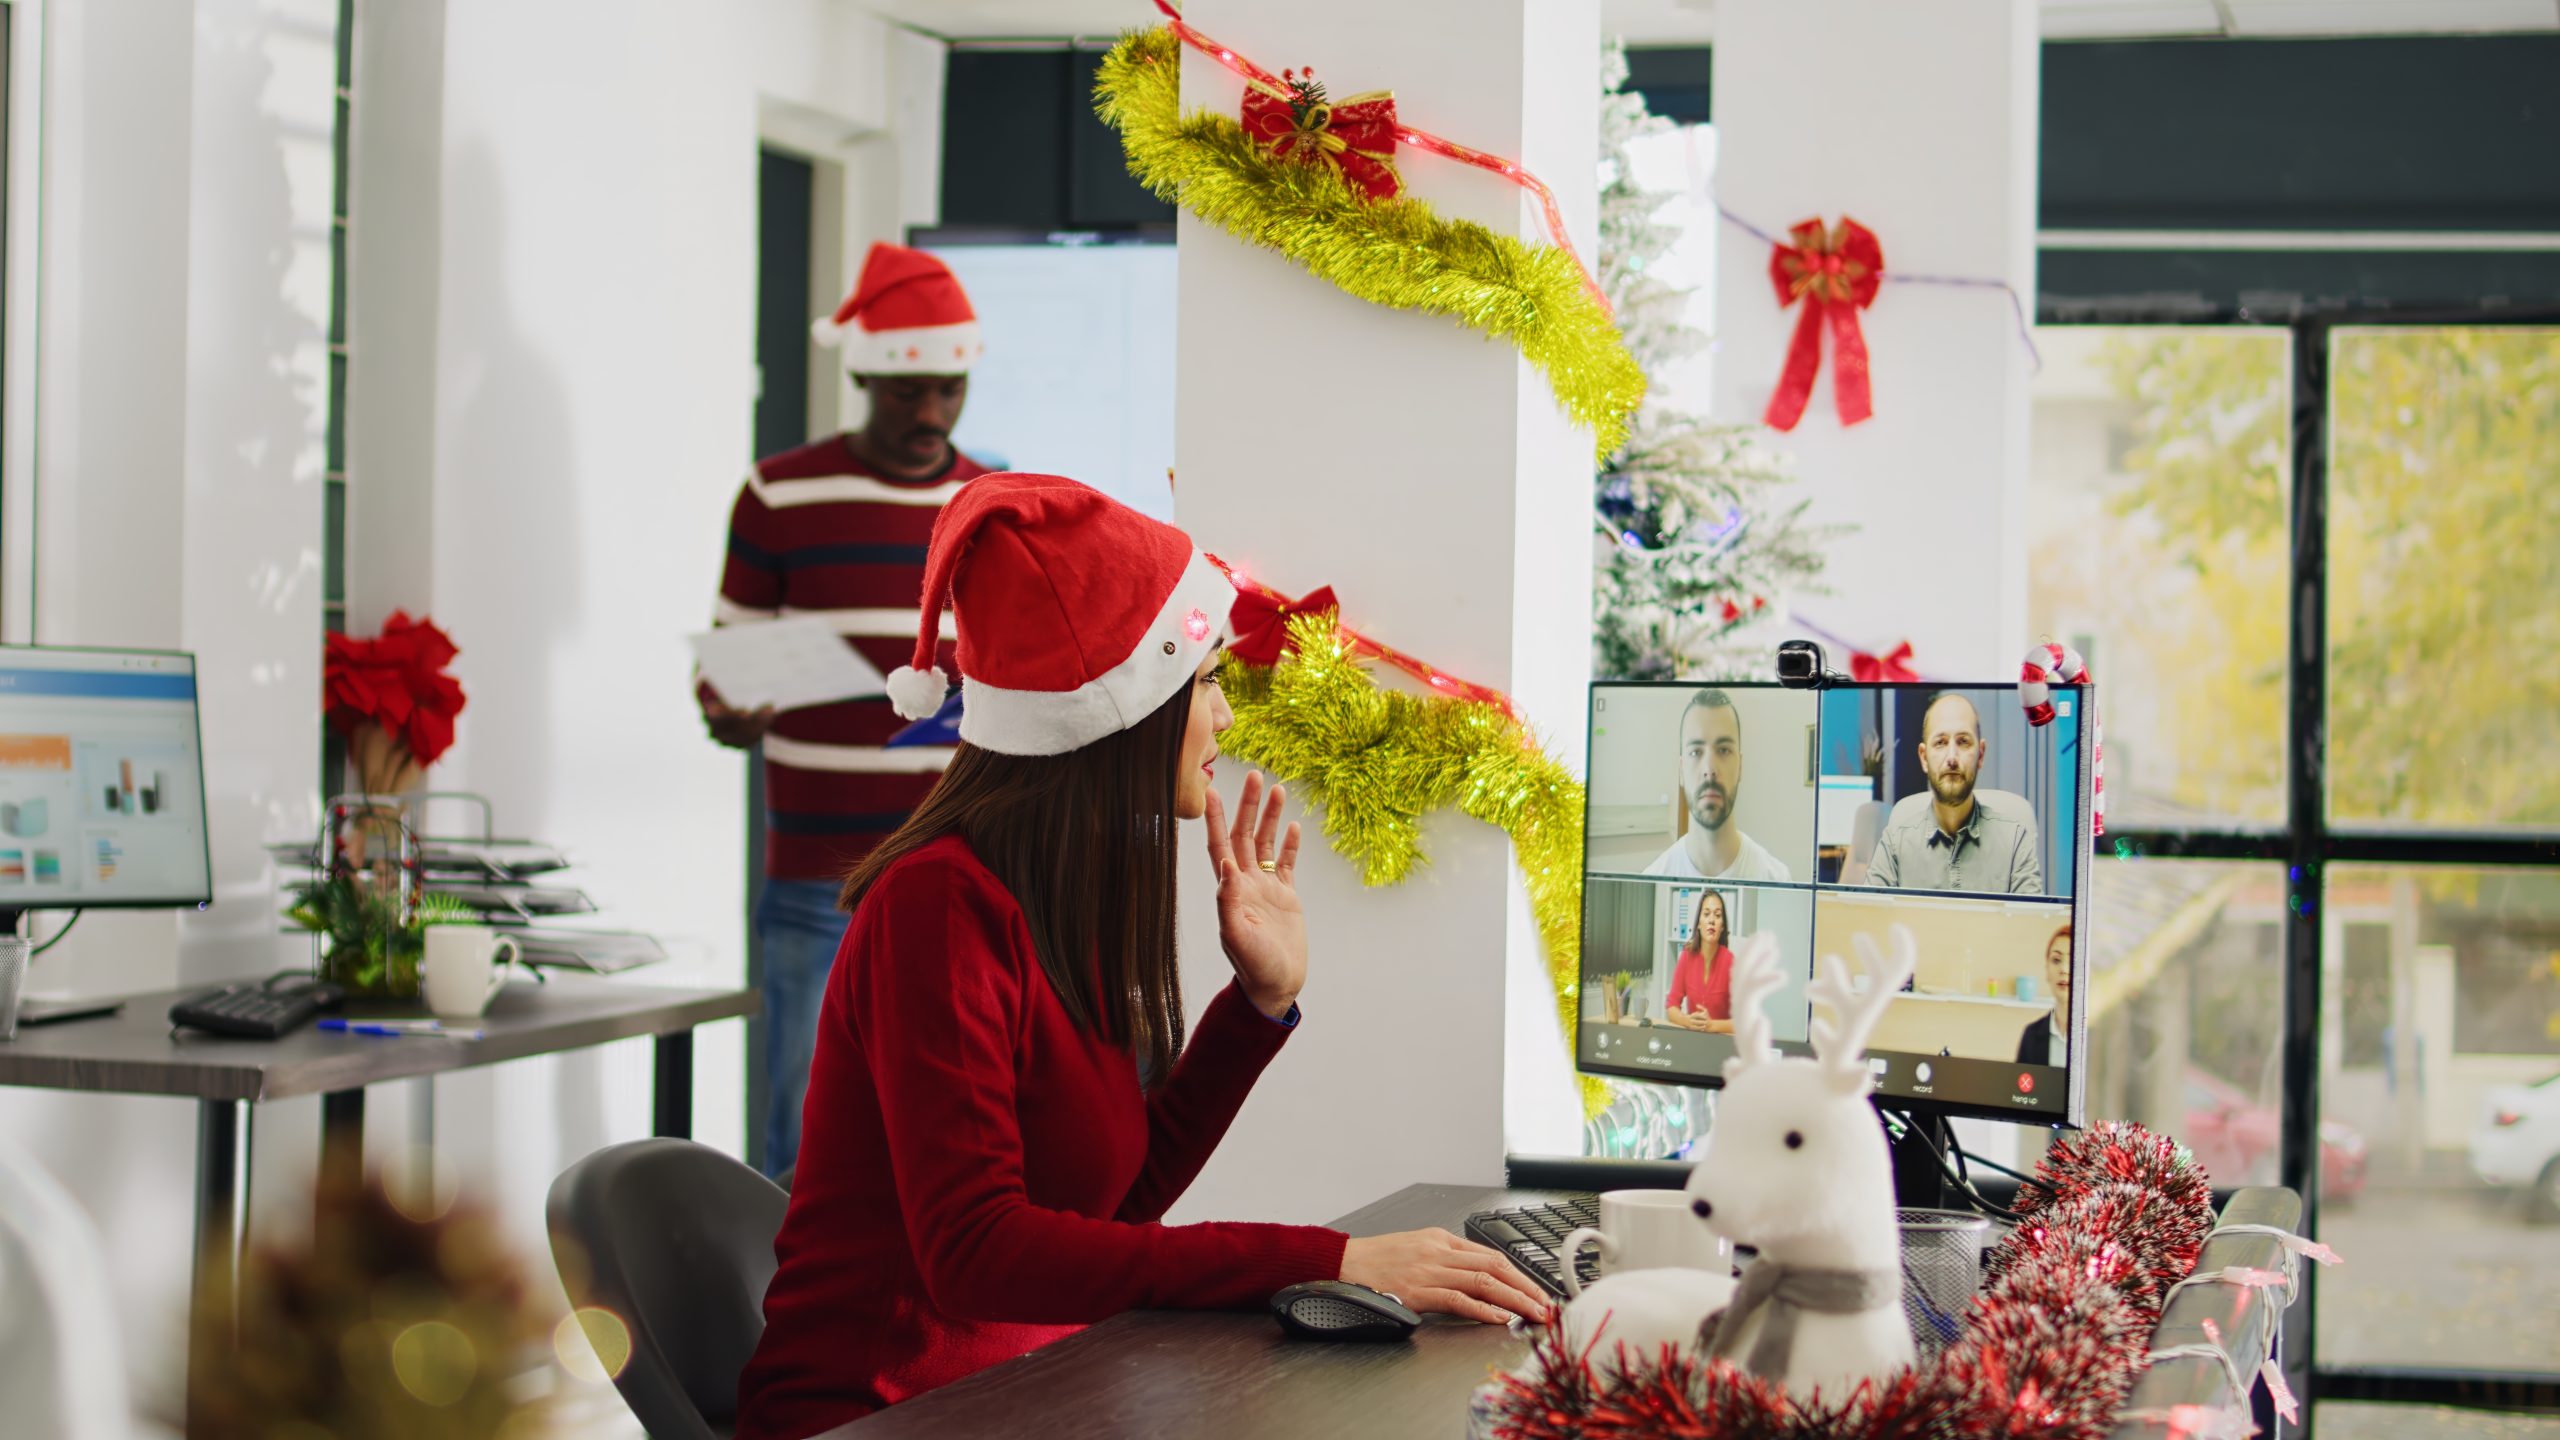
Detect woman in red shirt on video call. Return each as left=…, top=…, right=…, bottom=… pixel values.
left=1664, top=889, right=1736, bottom=1033
left=731, top=474, right=1548, bottom=1440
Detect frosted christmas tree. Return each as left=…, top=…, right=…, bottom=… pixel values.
left=1591, top=45, right=1831, bottom=682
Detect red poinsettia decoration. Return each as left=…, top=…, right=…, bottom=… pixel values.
left=324, top=612, right=467, bottom=767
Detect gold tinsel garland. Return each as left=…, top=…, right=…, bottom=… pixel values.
left=1220, top=614, right=1606, bottom=1117
left=1094, top=27, right=1645, bottom=462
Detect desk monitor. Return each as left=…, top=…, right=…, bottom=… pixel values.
left=1577, top=680, right=2093, bottom=1127
left=0, top=646, right=212, bottom=912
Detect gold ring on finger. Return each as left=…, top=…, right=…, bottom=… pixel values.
left=1259, top=860, right=1278, bottom=872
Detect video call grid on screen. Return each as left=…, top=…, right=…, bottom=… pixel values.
left=1576, top=681, right=2093, bottom=1127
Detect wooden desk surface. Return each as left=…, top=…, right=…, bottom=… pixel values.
left=0, top=972, right=757, bottom=1103
left=829, top=1182, right=1555, bottom=1440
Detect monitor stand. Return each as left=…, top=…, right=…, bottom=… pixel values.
left=15, top=996, right=125, bottom=1026
left=1, top=907, right=127, bottom=1026
left=1885, top=1107, right=1958, bottom=1212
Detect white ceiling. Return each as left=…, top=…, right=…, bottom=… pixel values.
left=865, top=0, right=2560, bottom=42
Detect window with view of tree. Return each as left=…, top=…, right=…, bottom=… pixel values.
left=2327, top=329, right=2560, bottom=833
left=2034, top=320, right=2560, bottom=1413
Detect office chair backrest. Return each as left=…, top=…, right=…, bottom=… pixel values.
left=1838, top=800, right=1886, bottom=885
left=0, top=1140, right=132, bottom=1440
left=546, top=1139, right=787, bottom=1440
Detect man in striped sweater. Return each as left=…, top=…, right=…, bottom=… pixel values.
left=702, top=243, right=994, bottom=1176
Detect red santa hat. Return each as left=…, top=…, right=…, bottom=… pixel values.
left=811, top=241, right=983, bottom=374
left=885, top=474, right=1232, bottom=756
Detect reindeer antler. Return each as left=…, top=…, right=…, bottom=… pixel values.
left=1720, top=932, right=1786, bottom=1080
left=1808, top=925, right=1918, bottom=1095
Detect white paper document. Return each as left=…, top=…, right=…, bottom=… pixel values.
left=687, top=617, right=887, bottom=712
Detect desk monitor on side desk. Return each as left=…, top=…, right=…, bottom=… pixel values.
left=1577, top=678, right=2093, bottom=1132
left=0, top=646, right=213, bottom=1026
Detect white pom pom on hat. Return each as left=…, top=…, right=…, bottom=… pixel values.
left=885, top=664, right=950, bottom=722
left=900, top=474, right=1233, bottom=756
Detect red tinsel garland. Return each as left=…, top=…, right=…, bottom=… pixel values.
left=1480, top=1122, right=2216, bottom=1440
left=1982, top=1182, right=2210, bottom=1328
left=2013, top=1121, right=2212, bottom=1223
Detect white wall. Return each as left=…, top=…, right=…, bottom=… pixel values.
left=21, top=0, right=196, bottom=999
left=1167, top=0, right=1600, bottom=1230
left=1710, top=0, right=2039, bottom=682
left=178, top=0, right=333, bottom=988
left=0, top=0, right=939, bottom=1402
left=0, top=0, right=341, bottom=1411
left=386, top=0, right=930, bottom=1274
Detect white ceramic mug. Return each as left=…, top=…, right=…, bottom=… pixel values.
left=1561, top=1189, right=1731, bottom=1297
left=421, top=927, right=520, bottom=1019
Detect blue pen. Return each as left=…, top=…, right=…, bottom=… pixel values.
left=318, top=1018, right=484, bottom=1041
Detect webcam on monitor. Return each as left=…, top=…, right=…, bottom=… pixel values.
left=1775, top=639, right=1848, bottom=690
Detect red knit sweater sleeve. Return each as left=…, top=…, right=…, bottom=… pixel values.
left=718, top=476, right=784, bottom=616
left=852, top=854, right=1346, bottom=1324
left=1115, top=982, right=1295, bottom=1224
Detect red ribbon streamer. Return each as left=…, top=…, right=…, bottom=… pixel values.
left=1848, top=640, right=1918, bottom=684
left=1147, top=0, right=1607, bottom=313
left=1763, top=217, right=1884, bottom=432
left=1209, top=555, right=1520, bottom=722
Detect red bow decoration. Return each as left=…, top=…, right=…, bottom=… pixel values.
left=1763, top=217, right=1885, bottom=432
left=1209, top=556, right=1519, bottom=720
left=1240, top=69, right=1401, bottom=202
left=1849, top=640, right=1918, bottom=684
left=1229, top=581, right=1342, bottom=667
left=1146, top=0, right=1602, bottom=310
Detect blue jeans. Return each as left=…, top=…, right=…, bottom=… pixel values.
left=756, top=878, right=850, bottom=1178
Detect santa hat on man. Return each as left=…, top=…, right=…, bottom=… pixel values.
left=812, top=241, right=983, bottom=374
left=884, top=474, right=1233, bottom=756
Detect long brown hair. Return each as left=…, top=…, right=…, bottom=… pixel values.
left=839, top=678, right=1194, bottom=1082
left=1684, top=889, right=1730, bottom=958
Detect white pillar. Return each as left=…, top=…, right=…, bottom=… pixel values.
left=1710, top=0, right=2039, bottom=681
left=1168, top=0, right=1600, bottom=1226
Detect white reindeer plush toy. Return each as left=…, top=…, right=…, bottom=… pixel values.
left=1682, top=926, right=1918, bottom=1399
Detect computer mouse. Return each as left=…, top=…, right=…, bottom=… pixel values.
left=270, top=974, right=347, bottom=1011
left=1269, top=1281, right=1421, bottom=1342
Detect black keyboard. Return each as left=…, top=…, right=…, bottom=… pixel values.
left=169, top=983, right=326, bottom=1039
left=1464, top=1195, right=1602, bottom=1299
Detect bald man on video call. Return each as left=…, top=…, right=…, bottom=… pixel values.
left=1869, top=691, right=2042, bottom=895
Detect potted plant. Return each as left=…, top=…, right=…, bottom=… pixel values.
left=285, top=882, right=477, bottom=1000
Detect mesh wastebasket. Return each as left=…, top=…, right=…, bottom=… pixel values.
left=0, top=933, right=28, bottom=1040
left=1897, top=1207, right=1994, bottom=1363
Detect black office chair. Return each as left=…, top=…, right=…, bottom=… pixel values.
left=546, top=1138, right=788, bottom=1440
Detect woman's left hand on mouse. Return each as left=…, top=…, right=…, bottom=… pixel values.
left=1203, top=770, right=1306, bottom=1019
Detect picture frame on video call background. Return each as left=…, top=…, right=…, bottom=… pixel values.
left=1576, top=680, right=2093, bottom=1127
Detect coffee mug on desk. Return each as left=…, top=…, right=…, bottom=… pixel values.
left=422, top=927, right=520, bottom=1019
left=1561, top=1189, right=1731, bottom=1297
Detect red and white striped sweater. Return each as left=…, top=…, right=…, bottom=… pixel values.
left=714, top=436, right=993, bottom=881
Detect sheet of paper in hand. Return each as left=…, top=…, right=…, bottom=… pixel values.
left=687, top=616, right=887, bottom=712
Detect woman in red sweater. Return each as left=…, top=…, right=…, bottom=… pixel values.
left=1663, top=889, right=1735, bottom=1033
left=733, top=475, right=1548, bottom=1440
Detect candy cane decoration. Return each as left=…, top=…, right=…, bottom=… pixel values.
left=2021, top=641, right=2104, bottom=837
